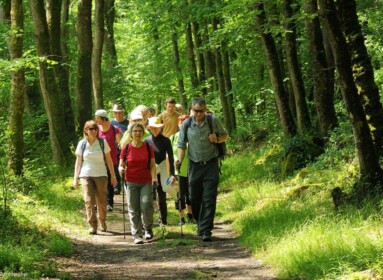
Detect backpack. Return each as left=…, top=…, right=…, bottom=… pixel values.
left=122, top=142, right=151, bottom=169
left=183, top=114, right=227, bottom=173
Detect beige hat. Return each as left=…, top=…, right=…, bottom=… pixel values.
left=130, top=110, right=143, bottom=120
left=147, top=117, right=164, bottom=128
left=112, top=104, right=124, bottom=112
left=95, top=109, right=108, bottom=119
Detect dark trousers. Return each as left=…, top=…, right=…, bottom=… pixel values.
left=156, top=174, right=167, bottom=224
left=114, top=150, right=122, bottom=192
left=175, top=175, right=190, bottom=210
left=188, top=158, right=219, bottom=236
left=106, top=164, right=118, bottom=207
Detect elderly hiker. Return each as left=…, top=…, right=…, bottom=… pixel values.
left=73, top=120, right=117, bottom=235
left=176, top=97, right=228, bottom=241
left=119, top=122, right=157, bottom=244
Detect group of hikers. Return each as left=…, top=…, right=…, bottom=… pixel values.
left=73, top=97, right=228, bottom=244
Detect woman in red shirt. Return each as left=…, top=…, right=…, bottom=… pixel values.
left=119, top=123, right=157, bottom=244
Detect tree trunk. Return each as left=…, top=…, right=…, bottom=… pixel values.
left=172, top=31, right=187, bottom=109
left=305, top=0, right=337, bottom=137
left=318, top=0, right=382, bottom=184
left=76, top=0, right=93, bottom=130
left=185, top=21, right=199, bottom=90
left=30, top=0, right=72, bottom=166
left=7, top=0, right=25, bottom=175
left=211, top=16, right=231, bottom=134
left=0, top=0, right=11, bottom=55
left=336, top=0, right=383, bottom=154
left=202, top=22, right=215, bottom=94
left=222, top=44, right=236, bottom=130
left=104, top=0, right=118, bottom=67
left=283, top=0, right=311, bottom=133
left=191, top=20, right=206, bottom=94
left=92, top=0, right=104, bottom=109
left=254, top=2, right=297, bottom=137
left=46, top=0, right=76, bottom=144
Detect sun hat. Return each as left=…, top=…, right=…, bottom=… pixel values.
left=130, top=110, right=143, bottom=121
left=147, top=117, right=164, bottom=128
left=95, top=109, right=108, bottom=119
left=112, top=104, right=124, bottom=112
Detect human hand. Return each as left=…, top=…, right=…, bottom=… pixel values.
left=208, top=133, right=217, bottom=143
left=118, top=166, right=125, bottom=176
left=73, top=178, right=79, bottom=189
left=175, top=160, right=182, bottom=170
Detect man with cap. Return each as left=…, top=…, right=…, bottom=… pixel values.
left=176, top=97, right=228, bottom=241
left=145, top=117, right=176, bottom=225
left=95, top=109, right=122, bottom=211
left=111, top=104, right=129, bottom=194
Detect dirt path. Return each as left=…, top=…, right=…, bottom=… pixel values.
left=56, top=194, right=276, bottom=280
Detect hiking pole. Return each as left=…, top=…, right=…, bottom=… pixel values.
left=120, top=169, right=126, bottom=240
left=177, top=190, right=184, bottom=237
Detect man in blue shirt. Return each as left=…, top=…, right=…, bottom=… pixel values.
left=176, top=97, right=228, bottom=241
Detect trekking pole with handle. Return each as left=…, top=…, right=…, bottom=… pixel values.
left=120, top=169, right=126, bottom=240
left=176, top=167, right=184, bottom=238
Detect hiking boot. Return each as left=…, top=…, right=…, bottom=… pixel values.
left=144, top=229, right=153, bottom=240
left=202, top=233, right=212, bottom=242
left=178, top=218, right=185, bottom=226
left=107, top=205, right=113, bottom=212
left=88, top=228, right=97, bottom=235
left=134, top=236, right=144, bottom=244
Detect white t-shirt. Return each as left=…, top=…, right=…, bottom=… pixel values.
left=75, top=138, right=111, bottom=177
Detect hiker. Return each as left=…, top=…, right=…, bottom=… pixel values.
left=176, top=97, right=228, bottom=241
left=157, top=97, right=180, bottom=137
left=175, top=103, right=183, bottom=114
left=171, top=114, right=194, bottom=224
left=148, top=106, right=156, bottom=118
left=120, top=110, right=150, bottom=149
left=145, top=117, right=176, bottom=225
left=119, top=122, right=157, bottom=244
left=95, top=109, right=122, bottom=212
left=111, top=104, right=129, bottom=195
left=73, top=120, right=117, bottom=235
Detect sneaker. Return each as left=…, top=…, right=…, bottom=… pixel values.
left=88, top=228, right=97, bottom=235
left=107, top=205, right=113, bottom=212
left=114, top=188, right=120, bottom=195
left=178, top=218, right=186, bottom=226
left=144, top=229, right=153, bottom=240
left=134, top=236, right=144, bottom=244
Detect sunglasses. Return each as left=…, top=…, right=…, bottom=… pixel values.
left=87, top=127, right=98, bottom=131
left=132, top=130, right=143, bottom=133
left=193, top=109, right=205, bottom=113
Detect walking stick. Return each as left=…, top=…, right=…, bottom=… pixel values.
left=121, top=171, right=126, bottom=240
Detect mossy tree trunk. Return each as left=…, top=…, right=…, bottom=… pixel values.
left=336, top=0, right=383, bottom=154
left=254, top=2, right=297, bottom=137
left=92, top=0, right=104, bottom=109
left=104, top=0, right=118, bottom=67
left=185, top=21, right=199, bottom=90
left=7, top=0, right=25, bottom=175
left=318, top=0, right=382, bottom=188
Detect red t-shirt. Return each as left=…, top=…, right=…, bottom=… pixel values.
left=98, top=124, right=121, bottom=165
left=120, top=143, right=154, bottom=184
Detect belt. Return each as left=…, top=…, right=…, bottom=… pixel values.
left=191, top=158, right=216, bottom=165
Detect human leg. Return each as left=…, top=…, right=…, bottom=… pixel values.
left=113, top=163, right=121, bottom=194
left=140, top=182, right=154, bottom=239
left=80, top=177, right=97, bottom=233
left=125, top=182, right=143, bottom=239
left=94, top=176, right=108, bottom=231
left=106, top=169, right=114, bottom=210
left=188, top=162, right=204, bottom=233
left=157, top=174, right=167, bottom=224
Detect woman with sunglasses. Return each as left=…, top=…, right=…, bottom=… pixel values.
left=73, top=120, right=117, bottom=235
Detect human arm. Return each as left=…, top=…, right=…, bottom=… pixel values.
left=176, top=147, right=186, bottom=170
left=73, top=155, right=82, bottom=188
left=105, top=152, right=117, bottom=186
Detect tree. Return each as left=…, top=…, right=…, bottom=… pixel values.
left=7, top=0, right=25, bottom=175
left=92, top=0, right=105, bottom=109
left=336, top=0, right=383, bottom=154
left=104, top=0, right=118, bottom=67
left=254, top=2, right=296, bottom=137
left=30, top=0, right=72, bottom=166
left=76, top=0, right=93, bottom=129
left=171, top=30, right=187, bottom=108
left=318, top=0, right=382, bottom=192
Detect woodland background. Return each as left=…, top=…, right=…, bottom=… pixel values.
left=1, top=0, right=383, bottom=279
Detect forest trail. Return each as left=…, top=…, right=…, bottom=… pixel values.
left=54, top=194, right=276, bottom=280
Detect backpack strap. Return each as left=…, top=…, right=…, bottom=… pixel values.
left=98, top=138, right=106, bottom=166
left=145, top=142, right=151, bottom=169
left=122, top=142, right=151, bottom=169
left=183, top=117, right=192, bottom=142
left=80, top=138, right=107, bottom=170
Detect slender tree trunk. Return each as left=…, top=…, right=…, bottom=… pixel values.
left=0, top=0, right=11, bottom=55
left=172, top=31, right=187, bottom=109
left=318, top=0, right=382, bottom=186
left=46, top=0, right=76, bottom=144
left=202, top=22, right=215, bottom=94
left=104, top=0, right=118, bottom=67
left=30, top=0, right=72, bottom=166
left=191, top=20, right=206, bottom=94
left=336, top=0, right=383, bottom=153
left=222, top=43, right=236, bottom=130
left=76, top=0, right=93, bottom=130
left=185, top=21, right=199, bottom=90
left=283, top=0, right=311, bottom=133
left=7, top=0, right=25, bottom=175
left=92, top=0, right=104, bottom=109
left=305, top=0, right=337, bottom=137
left=254, top=2, right=296, bottom=137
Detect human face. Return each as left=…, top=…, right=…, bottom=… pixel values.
left=149, top=126, right=161, bottom=137
left=166, top=103, right=175, bottom=114
left=113, top=111, right=124, bottom=122
left=85, top=126, right=98, bottom=137
left=192, top=105, right=206, bottom=123
left=95, top=116, right=103, bottom=125
left=131, top=128, right=143, bottom=141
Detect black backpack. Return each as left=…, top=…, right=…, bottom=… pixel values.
left=183, top=114, right=227, bottom=173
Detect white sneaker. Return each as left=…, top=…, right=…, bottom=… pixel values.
left=134, top=236, right=144, bottom=244
left=145, top=230, right=153, bottom=240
